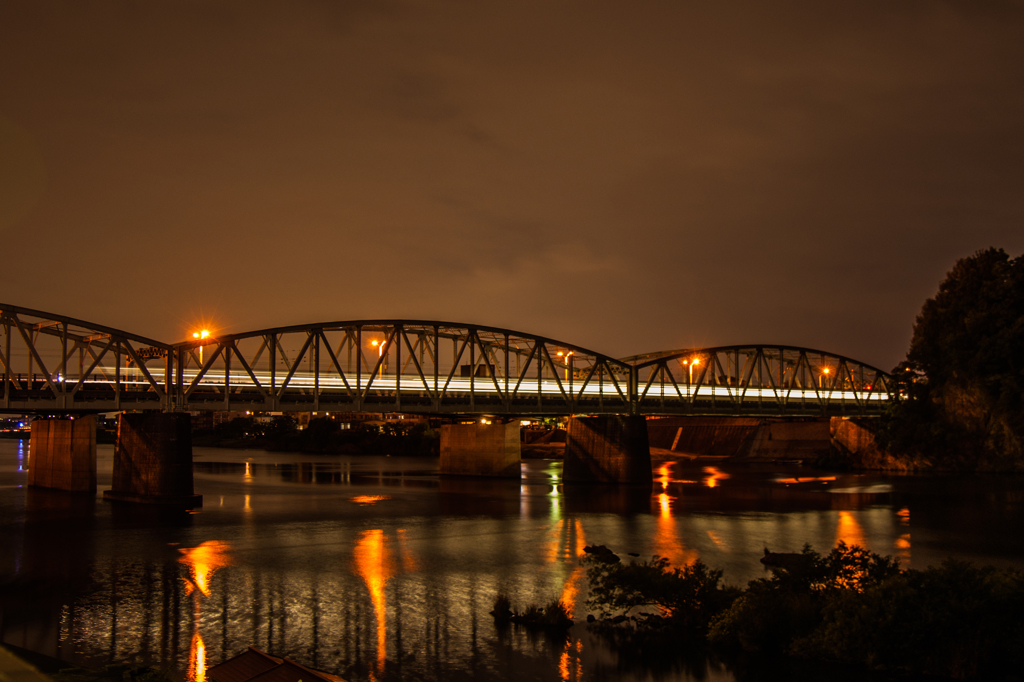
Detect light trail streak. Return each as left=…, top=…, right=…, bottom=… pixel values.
left=73, top=365, right=889, bottom=404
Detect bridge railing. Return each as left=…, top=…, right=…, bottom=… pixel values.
left=172, top=321, right=635, bottom=415
left=630, top=345, right=895, bottom=416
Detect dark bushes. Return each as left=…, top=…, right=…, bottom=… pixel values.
left=580, top=542, right=1024, bottom=679
left=584, top=552, right=739, bottom=634
left=793, top=559, right=1024, bottom=678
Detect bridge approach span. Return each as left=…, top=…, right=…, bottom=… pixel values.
left=1, top=304, right=894, bottom=417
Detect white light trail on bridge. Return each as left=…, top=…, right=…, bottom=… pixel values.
left=81, top=367, right=890, bottom=404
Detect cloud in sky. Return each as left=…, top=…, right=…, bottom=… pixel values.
left=2, top=0, right=1023, bottom=368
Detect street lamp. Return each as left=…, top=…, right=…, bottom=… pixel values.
left=557, top=350, right=573, bottom=381
left=371, top=338, right=386, bottom=374
left=192, top=329, right=210, bottom=364
left=820, top=367, right=830, bottom=389
left=682, top=357, right=700, bottom=384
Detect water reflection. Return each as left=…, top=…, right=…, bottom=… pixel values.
left=188, top=632, right=206, bottom=682
left=353, top=530, right=392, bottom=678
left=353, top=528, right=417, bottom=680
left=836, top=511, right=866, bottom=548
left=179, top=541, right=233, bottom=597
left=556, top=519, right=586, bottom=616
left=653, top=489, right=694, bottom=567
left=702, top=466, right=730, bottom=488
left=4, top=443, right=1024, bottom=682
left=178, top=541, right=233, bottom=682
left=352, top=495, right=389, bottom=506
left=559, top=639, right=583, bottom=682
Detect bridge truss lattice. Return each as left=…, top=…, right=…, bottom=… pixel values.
left=0, top=303, right=895, bottom=417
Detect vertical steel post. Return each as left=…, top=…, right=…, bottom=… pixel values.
left=536, top=340, right=542, bottom=412
left=433, top=325, right=439, bottom=412
left=569, top=352, right=574, bottom=414
left=177, top=347, right=185, bottom=410
left=756, top=348, right=763, bottom=410
left=270, top=334, right=278, bottom=412
left=59, top=322, right=68, bottom=410
left=313, top=332, right=320, bottom=413
left=469, top=329, right=475, bottom=412
left=395, top=326, right=401, bottom=412
left=629, top=364, right=638, bottom=416
left=114, top=340, right=121, bottom=411
left=224, top=344, right=231, bottom=411
left=504, top=332, right=510, bottom=412
left=356, top=327, right=363, bottom=412
left=165, top=349, right=173, bottom=411
left=27, top=329, right=34, bottom=378
left=2, top=320, right=9, bottom=409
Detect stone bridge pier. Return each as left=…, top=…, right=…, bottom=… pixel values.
left=28, top=416, right=97, bottom=493
left=440, top=422, right=521, bottom=477
left=104, top=412, right=202, bottom=507
left=28, top=412, right=201, bottom=506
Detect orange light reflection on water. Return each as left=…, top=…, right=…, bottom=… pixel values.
left=354, top=529, right=401, bottom=677
left=776, top=476, right=837, bottom=484
left=703, top=466, right=730, bottom=488
left=653, top=490, right=695, bottom=568
left=658, top=492, right=671, bottom=517
left=558, top=519, right=586, bottom=617
left=188, top=632, right=206, bottom=682
left=352, top=495, right=390, bottom=506
left=836, top=511, right=866, bottom=548
left=657, top=463, right=671, bottom=491
left=178, top=541, right=233, bottom=598
left=178, top=541, right=232, bottom=682
left=559, top=639, right=583, bottom=682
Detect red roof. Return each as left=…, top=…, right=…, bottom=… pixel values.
left=208, top=648, right=346, bottom=682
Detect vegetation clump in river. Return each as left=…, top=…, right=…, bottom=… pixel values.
left=490, top=592, right=573, bottom=632
left=576, top=542, right=1024, bottom=680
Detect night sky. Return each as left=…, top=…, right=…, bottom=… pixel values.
left=2, top=1, right=1023, bottom=371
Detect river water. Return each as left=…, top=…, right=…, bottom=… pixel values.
left=2, top=439, right=1024, bottom=682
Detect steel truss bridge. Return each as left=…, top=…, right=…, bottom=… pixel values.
left=0, top=303, right=896, bottom=418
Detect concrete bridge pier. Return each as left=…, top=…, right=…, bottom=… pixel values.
left=563, top=416, right=652, bottom=484
left=28, top=416, right=97, bottom=493
left=103, top=412, right=202, bottom=507
left=440, top=422, right=521, bottom=477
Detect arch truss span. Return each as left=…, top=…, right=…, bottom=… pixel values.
left=631, top=345, right=894, bottom=417
left=173, top=320, right=634, bottom=415
left=0, top=303, right=174, bottom=412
